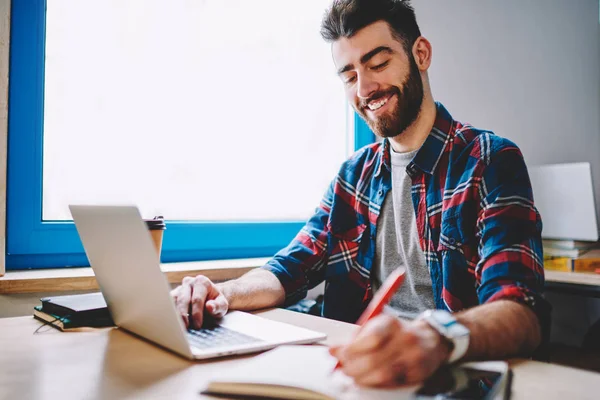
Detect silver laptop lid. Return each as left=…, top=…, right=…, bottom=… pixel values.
left=70, top=205, right=192, bottom=358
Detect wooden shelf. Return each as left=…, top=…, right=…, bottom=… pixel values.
left=545, top=270, right=600, bottom=286
left=545, top=270, right=600, bottom=297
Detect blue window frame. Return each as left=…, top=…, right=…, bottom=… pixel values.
left=6, top=0, right=375, bottom=270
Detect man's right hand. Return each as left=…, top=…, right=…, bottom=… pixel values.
left=170, top=275, right=229, bottom=329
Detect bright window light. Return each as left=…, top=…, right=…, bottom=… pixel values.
left=42, top=0, right=350, bottom=221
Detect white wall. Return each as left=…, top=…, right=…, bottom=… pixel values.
left=413, top=0, right=600, bottom=345
left=414, top=0, right=600, bottom=217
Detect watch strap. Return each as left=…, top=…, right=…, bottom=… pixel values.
left=419, top=310, right=470, bottom=364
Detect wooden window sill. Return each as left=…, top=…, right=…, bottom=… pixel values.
left=0, top=258, right=269, bottom=294
left=4, top=261, right=595, bottom=294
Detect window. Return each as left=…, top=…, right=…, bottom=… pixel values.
left=7, top=0, right=374, bottom=269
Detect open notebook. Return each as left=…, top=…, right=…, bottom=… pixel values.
left=201, top=345, right=510, bottom=400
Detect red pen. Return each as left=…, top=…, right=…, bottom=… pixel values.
left=332, top=268, right=406, bottom=371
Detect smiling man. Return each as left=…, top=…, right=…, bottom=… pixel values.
left=171, top=0, right=550, bottom=387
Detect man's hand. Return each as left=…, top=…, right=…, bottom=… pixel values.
left=170, top=275, right=229, bottom=329
left=329, top=314, right=451, bottom=387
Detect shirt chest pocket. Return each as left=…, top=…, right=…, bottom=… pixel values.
left=437, top=212, right=476, bottom=251
left=326, top=223, right=367, bottom=279
left=437, top=213, right=478, bottom=275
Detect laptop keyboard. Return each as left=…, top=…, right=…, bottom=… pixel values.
left=187, top=324, right=263, bottom=350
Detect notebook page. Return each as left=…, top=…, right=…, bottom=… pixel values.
left=202, top=345, right=416, bottom=400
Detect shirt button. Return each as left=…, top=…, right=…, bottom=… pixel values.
left=378, top=189, right=384, bottom=197
left=449, top=238, right=456, bottom=245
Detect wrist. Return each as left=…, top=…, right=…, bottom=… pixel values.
left=413, top=319, right=454, bottom=364
left=433, top=325, right=454, bottom=363
left=216, top=281, right=235, bottom=309
left=417, top=309, right=470, bottom=364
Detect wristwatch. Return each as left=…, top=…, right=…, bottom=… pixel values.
left=418, top=309, right=470, bottom=364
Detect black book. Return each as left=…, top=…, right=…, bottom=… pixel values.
left=33, top=306, right=114, bottom=331
left=40, top=292, right=112, bottom=320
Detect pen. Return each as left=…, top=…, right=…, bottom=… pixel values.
left=332, top=268, right=406, bottom=371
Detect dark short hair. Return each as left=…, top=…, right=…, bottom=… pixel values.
left=320, top=0, right=421, bottom=53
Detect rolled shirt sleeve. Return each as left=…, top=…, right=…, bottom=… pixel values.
left=261, top=181, right=333, bottom=306
left=475, top=140, right=552, bottom=342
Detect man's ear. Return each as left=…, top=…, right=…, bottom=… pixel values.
left=412, top=37, right=432, bottom=71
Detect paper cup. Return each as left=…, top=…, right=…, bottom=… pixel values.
left=144, top=216, right=166, bottom=256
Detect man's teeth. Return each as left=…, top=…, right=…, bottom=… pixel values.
left=367, top=97, right=389, bottom=111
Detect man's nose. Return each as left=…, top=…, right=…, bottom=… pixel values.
left=357, top=74, right=379, bottom=100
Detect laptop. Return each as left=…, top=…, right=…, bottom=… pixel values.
left=69, top=205, right=326, bottom=360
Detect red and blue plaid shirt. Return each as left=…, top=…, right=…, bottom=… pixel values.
left=264, top=102, right=550, bottom=337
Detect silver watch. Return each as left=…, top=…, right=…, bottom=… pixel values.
left=418, top=309, right=470, bottom=363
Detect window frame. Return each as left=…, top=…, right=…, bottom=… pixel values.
left=6, top=0, right=375, bottom=270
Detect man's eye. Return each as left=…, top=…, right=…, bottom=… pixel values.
left=344, top=76, right=357, bottom=84
left=372, top=61, right=390, bottom=70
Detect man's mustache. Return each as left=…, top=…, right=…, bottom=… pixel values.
left=359, top=87, right=400, bottom=110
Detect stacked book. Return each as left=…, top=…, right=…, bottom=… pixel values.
left=33, top=292, right=114, bottom=331
left=543, top=239, right=600, bottom=273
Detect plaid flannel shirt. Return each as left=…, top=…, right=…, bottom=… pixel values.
left=263, top=102, right=550, bottom=338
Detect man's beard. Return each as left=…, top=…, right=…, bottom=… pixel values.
left=357, top=58, right=424, bottom=138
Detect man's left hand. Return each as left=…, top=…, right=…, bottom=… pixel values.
left=329, top=314, right=452, bottom=387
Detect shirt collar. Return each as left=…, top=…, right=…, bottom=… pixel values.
left=409, top=102, right=455, bottom=177
left=375, top=138, right=392, bottom=178
left=375, top=102, right=455, bottom=179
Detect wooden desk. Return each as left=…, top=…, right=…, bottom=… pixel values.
left=0, top=309, right=598, bottom=400
left=545, top=271, right=600, bottom=297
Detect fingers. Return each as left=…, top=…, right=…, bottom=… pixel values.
left=400, top=347, right=434, bottom=384
left=331, top=315, right=440, bottom=387
left=189, top=275, right=215, bottom=328
left=205, top=293, right=228, bottom=318
left=343, top=314, right=402, bottom=358
left=328, top=345, right=341, bottom=358
left=338, top=316, right=405, bottom=382
left=170, top=275, right=229, bottom=329
left=170, top=276, right=194, bottom=328
left=354, top=361, right=405, bottom=387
